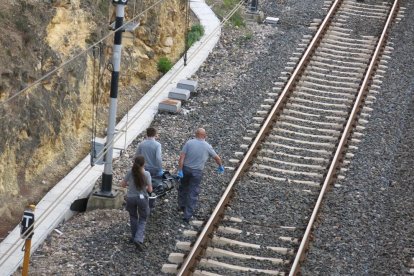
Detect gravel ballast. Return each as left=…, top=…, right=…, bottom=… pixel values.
left=24, top=0, right=414, bottom=275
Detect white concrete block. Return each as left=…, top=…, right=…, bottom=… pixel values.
left=158, top=99, right=181, bottom=113
left=265, top=17, right=279, bottom=24
left=168, top=88, right=191, bottom=100
left=177, top=79, right=198, bottom=92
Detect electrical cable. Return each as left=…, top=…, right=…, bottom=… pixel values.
left=0, top=0, right=165, bottom=108
left=183, top=0, right=190, bottom=65
left=90, top=45, right=100, bottom=165
left=87, top=0, right=247, bottom=165
left=0, top=0, right=248, bottom=267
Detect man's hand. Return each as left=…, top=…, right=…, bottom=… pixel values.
left=216, top=165, right=225, bottom=174
left=177, top=170, right=184, bottom=178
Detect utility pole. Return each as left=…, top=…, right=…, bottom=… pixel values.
left=249, top=0, right=258, bottom=12
left=100, top=0, right=129, bottom=196
left=21, top=205, right=35, bottom=276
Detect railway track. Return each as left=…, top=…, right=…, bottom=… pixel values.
left=162, top=0, right=402, bottom=275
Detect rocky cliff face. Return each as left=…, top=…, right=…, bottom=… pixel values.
left=0, top=0, right=186, bottom=237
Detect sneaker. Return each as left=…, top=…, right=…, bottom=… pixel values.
left=134, top=241, right=144, bottom=252
left=182, top=217, right=190, bottom=224
left=178, top=206, right=185, bottom=213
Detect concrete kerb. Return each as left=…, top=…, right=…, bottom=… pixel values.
left=0, top=0, right=220, bottom=274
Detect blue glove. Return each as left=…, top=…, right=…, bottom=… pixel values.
left=217, top=165, right=225, bottom=174
left=177, top=170, right=184, bottom=178
left=158, top=169, right=164, bottom=177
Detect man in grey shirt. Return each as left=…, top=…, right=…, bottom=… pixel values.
left=177, top=128, right=224, bottom=222
left=135, top=127, right=163, bottom=178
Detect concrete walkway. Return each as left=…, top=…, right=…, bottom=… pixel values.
left=0, top=1, right=220, bottom=274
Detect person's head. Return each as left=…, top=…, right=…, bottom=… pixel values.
left=132, top=155, right=146, bottom=190
left=195, top=128, right=206, bottom=139
left=146, top=127, right=158, bottom=138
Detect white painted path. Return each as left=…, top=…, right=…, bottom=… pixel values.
left=0, top=1, right=220, bottom=274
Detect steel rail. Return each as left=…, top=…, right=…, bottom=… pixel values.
left=0, top=0, right=241, bottom=269
left=289, top=0, right=400, bottom=275
left=176, top=0, right=344, bottom=274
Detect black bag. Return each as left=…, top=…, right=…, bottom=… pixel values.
left=150, top=171, right=179, bottom=199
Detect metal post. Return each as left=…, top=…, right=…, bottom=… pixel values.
left=100, top=0, right=129, bottom=196
left=21, top=205, right=35, bottom=276
left=184, top=0, right=190, bottom=66
left=249, top=0, right=258, bottom=12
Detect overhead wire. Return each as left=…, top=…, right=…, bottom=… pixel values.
left=0, top=0, right=165, bottom=108
left=91, top=0, right=247, bottom=165
left=90, top=45, right=101, bottom=165
left=0, top=0, right=249, bottom=268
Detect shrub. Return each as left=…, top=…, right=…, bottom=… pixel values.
left=230, top=12, right=245, bottom=27
left=157, top=57, right=173, bottom=73
left=186, top=24, right=205, bottom=48
left=191, top=24, right=205, bottom=36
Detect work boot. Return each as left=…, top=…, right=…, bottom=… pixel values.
left=134, top=241, right=144, bottom=252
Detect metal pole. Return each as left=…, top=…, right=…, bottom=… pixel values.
left=101, top=0, right=128, bottom=195
left=184, top=0, right=189, bottom=66
left=250, top=0, right=258, bottom=12
left=21, top=204, right=35, bottom=276
left=22, top=239, right=32, bottom=276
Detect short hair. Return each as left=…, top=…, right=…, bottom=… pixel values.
left=146, top=127, right=157, bottom=137
left=195, top=128, right=206, bottom=138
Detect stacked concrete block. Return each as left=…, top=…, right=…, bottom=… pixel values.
left=158, top=79, right=198, bottom=113
left=177, top=79, right=198, bottom=92
left=158, top=99, right=181, bottom=113
left=168, top=87, right=191, bottom=101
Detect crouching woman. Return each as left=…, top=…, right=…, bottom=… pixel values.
left=120, top=155, right=153, bottom=251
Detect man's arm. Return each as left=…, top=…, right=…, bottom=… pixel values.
left=178, top=152, right=186, bottom=170
left=135, top=143, right=142, bottom=157
left=156, top=143, right=163, bottom=169
left=213, top=155, right=222, bottom=166
left=147, top=174, right=153, bottom=193
left=120, top=179, right=127, bottom=188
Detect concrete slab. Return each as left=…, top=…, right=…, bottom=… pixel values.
left=159, top=99, right=182, bottom=113
left=161, top=264, right=178, bottom=274
left=168, top=87, right=191, bottom=100
left=177, top=79, right=198, bottom=92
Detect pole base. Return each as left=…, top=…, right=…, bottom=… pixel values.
left=86, top=190, right=124, bottom=211
left=93, top=190, right=119, bottom=198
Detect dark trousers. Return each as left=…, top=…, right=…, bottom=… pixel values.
left=145, top=167, right=162, bottom=209
left=126, top=195, right=150, bottom=243
left=178, top=166, right=203, bottom=220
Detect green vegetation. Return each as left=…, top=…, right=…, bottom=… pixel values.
left=209, top=0, right=245, bottom=27
left=237, top=32, right=253, bottom=45
left=157, top=57, right=173, bottom=73
left=187, top=24, right=205, bottom=48
left=230, top=12, right=245, bottom=27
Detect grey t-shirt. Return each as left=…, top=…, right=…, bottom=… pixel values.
left=182, top=138, right=218, bottom=170
left=124, top=170, right=151, bottom=197
left=135, top=138, right=162, bottom=172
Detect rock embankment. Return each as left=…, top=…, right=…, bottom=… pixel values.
left=26, top=0, right=414, bottom=275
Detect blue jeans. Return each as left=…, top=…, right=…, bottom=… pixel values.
left=178, top=166, right=203, bottom=220
left=126, top=194, right=150, bottom=243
